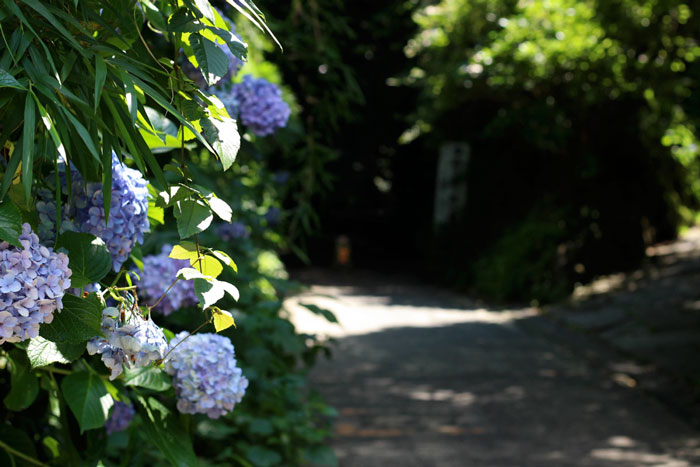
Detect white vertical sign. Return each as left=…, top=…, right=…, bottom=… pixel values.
left=434, top=142, right=470, bottom=228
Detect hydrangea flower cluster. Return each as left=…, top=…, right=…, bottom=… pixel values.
left=87, top=307, right=168, bottom=380
left=217, top=221, right=249, bottom=240
left=231, top=75, right=291, bottom=136
left=73, top=154, right=150, bottom=271
left=105, top=401, right=135, bottom=435
left=0, top=224, right=72, bottom=344
left=135, top=245, right=197, bottom=316
left=37, top=155, right=150, bottom=272
left=265, top=207, right=281, bottom=226
left=165, top=332, right=248, bottom=419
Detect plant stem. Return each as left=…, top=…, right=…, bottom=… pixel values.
left=0, top=440, right=48, bottom=466
left=148, top=277, right=180, bottom=311
left=39, top=366, right=71, bottom=375
left=160, top=319, right=210, bottom=362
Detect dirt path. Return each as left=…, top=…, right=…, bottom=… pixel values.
left=287, top=268, right=700, bottom=466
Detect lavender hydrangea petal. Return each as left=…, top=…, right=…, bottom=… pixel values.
left=134, top=245, right=197, bottom=316
left=0, top=224, right=72, bottom=345
left=164, top=332, right=248, bottom=419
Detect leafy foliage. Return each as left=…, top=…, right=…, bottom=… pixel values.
left=0, top=1, right=336, bottom=465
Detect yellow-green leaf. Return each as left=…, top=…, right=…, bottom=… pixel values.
left=190, top=254, right=222, bottom=278
left=169, top=242, right=198, bottom=260
left=212, top=309, right=235, bottom=332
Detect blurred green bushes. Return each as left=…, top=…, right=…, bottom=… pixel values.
left=403, top=0, right=700, bottom=301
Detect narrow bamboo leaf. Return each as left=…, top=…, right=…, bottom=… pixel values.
left=60, top=108, right=100, bottom=163
left=21, top=91, right=35, bottom=202
left=31, top=92, right=66, bottom=160
left=94, top=55, right=106, bottom=113
left=61, top=372, right=113, bottom=432
left=102, top=133, right=113, bottom=223
left=20, top=0, right=82, bottom=50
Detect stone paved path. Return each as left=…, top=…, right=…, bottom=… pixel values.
left=286, top=267, right=700, bottom=467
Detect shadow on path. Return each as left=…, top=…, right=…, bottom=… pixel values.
left=287, top=269, right=700, bottom=466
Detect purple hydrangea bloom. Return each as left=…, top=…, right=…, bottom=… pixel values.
left=37, top=155, right=150, bottom=272
left=264, top=207, right=281, bottom=226
left=134, top=245, right=197, bottom=316
left=273, top=171, right=290, bottom=185
left=231, top=75, right=291, bottom=137
left=217, top=221, right=249, bottom=240
left=87, top=307, right=168, bottom=380
left=211, top=86, right=239, bottom=120
left=105, top=401, right=135, bottom=435
left=72, top=154, right=150, bottom=271
left=165, top=332, right=248, bottom=419
left=0, top=224, right=72, bottom=344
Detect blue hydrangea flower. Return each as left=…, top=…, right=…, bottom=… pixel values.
left=37, top=154, right=150, bottom=272
left=105, top=401, right=135, bottom=435
left=134, top=245, right=197, bottom=316
left=87, top=307, right=167, bottom=380
left=265, top=207, right=281, bottom=226
left=231, top=75, right=291, bottom=136
left=0, top=224, right=72, bottom=344
left=72, top=154, right=150, bottom=271
left=217, top=221, right=249, bottom=240
left=273, top=171, right=290, bottom=185
left=165, top=332, right=248, bottom=419
left=212, top=86, right=239, bottom=119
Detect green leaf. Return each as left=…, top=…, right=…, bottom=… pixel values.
left=190, top=34, right=229, bottom=87
left=190, top=255, right=222, bottom=278
left=0, top=200, right=22, bottom=247
left=299, top=303, right=339, bottom=324
left=0, top=68, right=24, bottom=89
left=194, top=278, right=238, bottom=308
left=174, top=199, right=213, bottom=239
left=176, top=267, right=210, bottom=281
left=61, top=371, right=113, bottom=432
left=247, top=446, right=282, bottom=467
left=21, top=92, right=35, bottom=202
left=212, top=309, right=235, bottom=332
left=194, top=278, right=223, bottom=308
left=27, top=336, right=85, bottom=367
left=169, top=241, right=198, bottom=260
left=211, top=249, right=237, bottom=272
left=135, top=396, right=198, bottom=467
left=208, top=197, right=232, bottom=222
left=3, top=349, right=39, bottom=411
left=201, top=116, right=239, bottom=171
left=123, top=366, right=171, bottom=392
left=40, top=293, right=103, bottom=343
left=55, top=232, right=111, bottom=288
left=94, top=55, right=106, bottom=112
left=0, top=424, right=38, bottom=466
left=304, top=445, right=338, bottom=467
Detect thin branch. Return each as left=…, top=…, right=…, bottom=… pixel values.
left=0, top=440, right=48, bottom=466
